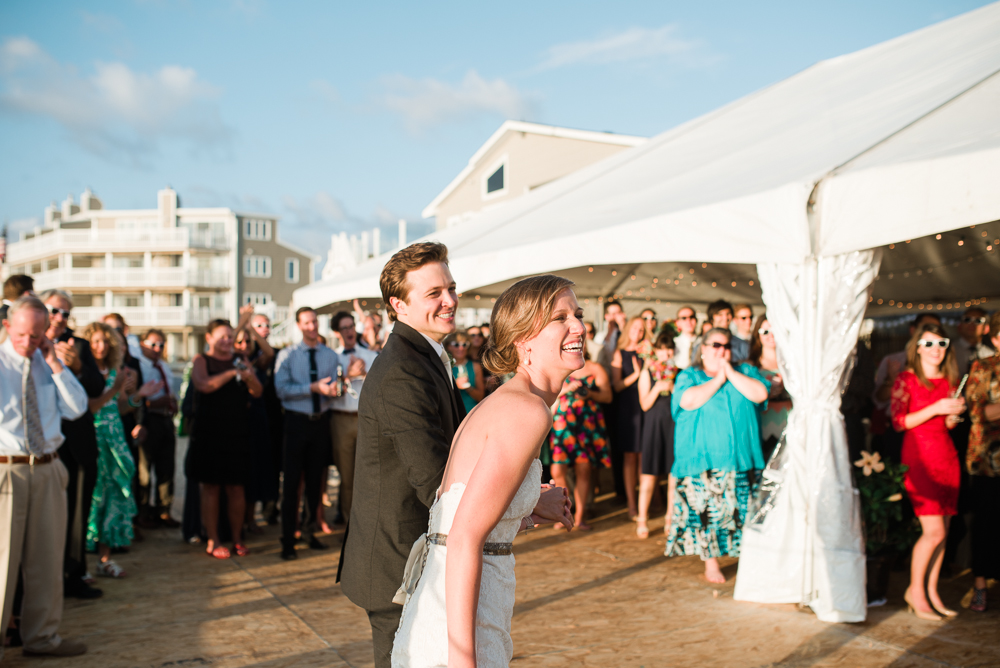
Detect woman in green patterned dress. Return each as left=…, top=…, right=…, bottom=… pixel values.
left=83, top=322, right=162, bottom=578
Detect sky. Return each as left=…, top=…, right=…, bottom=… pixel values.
left=1, top=0, right=992, bottom=273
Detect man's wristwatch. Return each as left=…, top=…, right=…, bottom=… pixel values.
left=523, top=516, right=537, bottom=532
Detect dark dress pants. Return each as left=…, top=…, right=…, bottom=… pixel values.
left=368, top=605, right=403, bottom=668
left=281, top=411, right=332, bottom=548
left=60, top=439, right=97, bottom=584
left=139, top=413, right=176, bottom=515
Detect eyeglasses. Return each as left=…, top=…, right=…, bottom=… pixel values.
left=676, top=315, right=695, bottom=321
left=736, top=315, right=752, bottom=320
left=706, top=342, right=732, bottom=350
left=49, top=307, right=70, bottom=318
left=962, top=316, right=986, bottom=325
left=448, top=342, right=469, bottom=348
left=759, top=329, right=771, bottom=336
left=916, top=338, right=950, bottom=349
left=642, top=316, right=656, bottom=321
left=145, top=341, right=165, bottom=349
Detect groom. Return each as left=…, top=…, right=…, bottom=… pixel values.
left=339, top=242, right=466, bottom=667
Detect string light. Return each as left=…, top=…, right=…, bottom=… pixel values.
left=701, top=263, right=708, bottom=268
left=711, top=282, right=717, bottom=287
left=588, top=267, right=594, bottom=272
left=611, top=270, right=617, bottom=276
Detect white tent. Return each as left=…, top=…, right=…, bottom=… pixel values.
left=296, top=4, right=1000, bottom=621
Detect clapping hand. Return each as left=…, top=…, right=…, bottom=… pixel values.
left=347, top=355, right=366, bottom=379
left=121, top=367, right=138, bottom=394
left=54, top=338, right=81, bottom=372
left=137, top=379, right=164, bottom=398
left=311, top=376, right=340, bottom=397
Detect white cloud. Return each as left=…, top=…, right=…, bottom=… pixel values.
left=0, top=37, right=232, bottom=163
left=536, top=25, right=713, bottom=71
left=380, top=70, right=536, bottom=132
left=5, top=217, right=40, bottom=236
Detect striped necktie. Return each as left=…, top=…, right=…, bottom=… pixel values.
left=439, top=350, right=454, bottom=388
left=22, top=357, right=46, bottom=456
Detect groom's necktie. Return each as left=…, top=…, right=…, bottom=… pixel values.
left=439, top=350, right=454, bottom=388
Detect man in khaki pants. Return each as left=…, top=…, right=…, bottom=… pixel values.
left=0, top=297, right=89, bottom=658
left=329, top=311, right=377, bottom=524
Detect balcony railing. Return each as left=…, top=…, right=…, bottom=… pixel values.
left=70, top=306, right=231, bottom=329
left=31, top=267, right=230, bottom=291
left=6, top=227, right=230, bottom=264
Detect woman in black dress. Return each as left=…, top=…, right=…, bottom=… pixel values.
left=187, top=319, right=263, bottom=559
left=612, top=316, right=648, bottom=520
left=636, top=330, right=677, bottom=539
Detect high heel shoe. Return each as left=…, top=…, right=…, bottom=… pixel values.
left=904, top=589, right=943, bottom=621
left=970, top=587, right=987, bottom=613
left=930, top=602, right=958, bottom=617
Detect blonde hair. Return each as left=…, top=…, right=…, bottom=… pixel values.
left=82, top=321, right=123, bottom=371
left=617, top=316, right=647, bottom=351
left=480, top=275, right=575, bottom=377
left=380, top=242, right=449, bottom=322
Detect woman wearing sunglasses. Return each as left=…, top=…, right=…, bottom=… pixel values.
left=443, top=331, right=484, bottom=413
left=890, top=322, right=966, bottom=620
left=748, top=314, right=793, bottom=464
left=665, top=327, right=768, bottom=583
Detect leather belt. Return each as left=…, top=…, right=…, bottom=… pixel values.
left=427, top=533, right=513, bottom=556
left=287, top=410, right=330, bottom=422
left=0, top=452, right=59, bottom=465
left=331, top=410, right=358, bottom=416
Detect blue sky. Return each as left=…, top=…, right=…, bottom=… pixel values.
left=1, top=0, right=991, bottom=270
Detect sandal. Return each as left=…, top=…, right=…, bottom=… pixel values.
left=234, top=544, right=250, bottom=557
left=96, top=560, right=127, bottom=578
left=207, top=545, right=231, bottom=559
left=636, top=522, right=649, bottom=539
left=81, top=572, right=96, bottom=585
left=970, top=587, right=987, bottom=613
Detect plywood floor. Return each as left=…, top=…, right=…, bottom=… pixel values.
left=6, top=497, right=998, bottom=668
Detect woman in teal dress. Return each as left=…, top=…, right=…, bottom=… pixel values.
left=666, top=327, right=769, bottom=584
left=445, top=331, right=484, bottom=413
left=82, top=323, right=162, bottom=578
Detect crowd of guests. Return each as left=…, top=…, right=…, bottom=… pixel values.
left=0, top=263, right=997, bottom=658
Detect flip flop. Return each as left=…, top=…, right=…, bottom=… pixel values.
left=234, top=544, right=250, bottom=557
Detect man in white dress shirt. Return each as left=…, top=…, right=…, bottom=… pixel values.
left=0, top=297, right=89, bottom=658
left=672, top=305, right=699, bottom=369
left=329, top=311, right=377, bottom=525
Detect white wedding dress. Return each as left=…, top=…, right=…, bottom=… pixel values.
left=391, top=459, right=542, bottom=668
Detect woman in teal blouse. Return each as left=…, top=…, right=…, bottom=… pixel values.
left=665, top=327, right=769, bottom=584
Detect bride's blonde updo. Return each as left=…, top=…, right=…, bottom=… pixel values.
left=480, top=274, right=575, bottom=377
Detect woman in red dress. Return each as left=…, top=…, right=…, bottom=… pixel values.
left=890, top=322, right=966, bottom=620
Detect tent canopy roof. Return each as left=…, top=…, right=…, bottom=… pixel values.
left=295, top=3, right=1000, bottom=311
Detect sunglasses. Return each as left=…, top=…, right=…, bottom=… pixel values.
left=145, top=341, right=165, bottom=349
left=642, top=316, right=656, bottom=321
left=916, top=338, right=950, bottom=349
left=706, top=342, right=732, bottom=350
left=759, top=329, right=772, bottom=336
left=962, top=316, right=986, bottom=325
left=448, top=342, right=469, bottom=348
left=49, top=307, right=70, bottom=318
left=468, top=333, right=483, bottom=338
left=676, top=315, right=695, bottom=321
left=736, top=315, right=752, bottom=320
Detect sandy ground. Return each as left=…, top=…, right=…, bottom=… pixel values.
left=6, top=487, right=999, bottom=668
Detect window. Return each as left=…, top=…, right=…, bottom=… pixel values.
left=113, top=294, right=142, bottom=308
left=243, top=255, right=272, bottom=277
left=486, top=164, right=504, bottom=194
left=198, top=296, right=211, bottom=309
left=243, top=218, right=272, bottom=240
left=243, top=293, right=272, bottom=306
left=286, top=258, right=300, bottom=283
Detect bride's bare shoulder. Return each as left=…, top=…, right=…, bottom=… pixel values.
left=476, top=384, right=551, bottom=432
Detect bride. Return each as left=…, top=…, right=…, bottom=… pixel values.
left=392, top=275, right=583, bottom=668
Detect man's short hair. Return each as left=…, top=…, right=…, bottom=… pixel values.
left=706, top=299, right=734, bottom=321
left=331, top=310, right=354, bottom=331
left=603, top=299, right=623, bottom=314
left=733, top=303, right=752, bottom=314
left=7, top=296, right=49, bottom=323
left=143, top=328, right=166, bottom=342
left=911, top=313, right=941, bottom=329
left=379, top=242, right=449, bottom=322
left=3, top=275, right=34, bottom=301
left=39, top=289, right=73, bottom=309
left=103, top=312, right=127, bottom=329
left=964, top=306, right=987, bottom=318
left=295, top=306, right=316, bottom=322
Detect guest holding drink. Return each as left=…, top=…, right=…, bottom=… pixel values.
left=636, top=330, right=677, bottom=539
left=748, top=314, right=792, bottom=463
left=187, top=319, right=263, bottom=559
left=81, top=323, right=161, bottom=577
left=549, top=346, right=612, bottom=530
left=444, top=331, right=484, bottom=412
left=611, top=316, right=648, bottom=519
left=890, top=322, right=966, bottom=620
left=666, top=328, right=768, bottom=583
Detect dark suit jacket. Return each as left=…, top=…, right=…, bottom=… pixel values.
left=339, top=320, right=466, bottom=612
left=57, top=328, right=105, bottom=463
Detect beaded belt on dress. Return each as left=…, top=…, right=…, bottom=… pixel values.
left=427, top=533, right=513, bottom=555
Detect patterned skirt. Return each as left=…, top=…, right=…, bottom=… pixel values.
left=664, top=469, right=757, bottom=561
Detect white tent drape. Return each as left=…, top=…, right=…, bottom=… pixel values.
left=736, top=250, right=881, bottom=622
